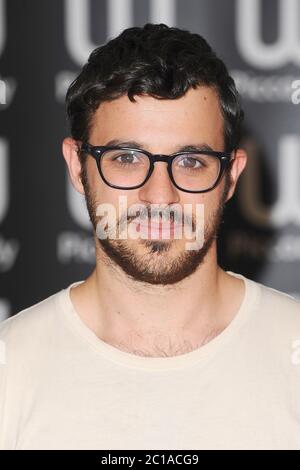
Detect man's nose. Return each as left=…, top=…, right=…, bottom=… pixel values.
left=138, top=162, right=180, bottom=205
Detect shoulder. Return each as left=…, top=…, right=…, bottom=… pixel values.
left=258, top=282, right=300, bottom=352
left=229, top=271, right=300, bottom=347
left=0, top=288, right=64, bottom=356
left=257, top=280, right=300, bottom=322
left=229, top=270, right=300, bottom=321
left=243, top=276, right=300, bottom=361
left=0, top=287, right=69, bottom=404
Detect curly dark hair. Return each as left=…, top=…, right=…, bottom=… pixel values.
left=66, top=23, right=244, bottom=161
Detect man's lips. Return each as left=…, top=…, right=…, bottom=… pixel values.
left=129, top=219, right=183, bottom=237
left=130, top=219, right=182, bottom=227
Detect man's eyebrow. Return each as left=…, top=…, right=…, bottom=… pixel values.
left=104, top=139, right=214, bottom=153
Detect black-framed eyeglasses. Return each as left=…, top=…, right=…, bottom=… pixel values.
left=80, top=142, right=235, bottom=193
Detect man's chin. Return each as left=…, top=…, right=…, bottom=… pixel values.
left=96, top=236, right=212, bottom=286
left=140, top=239, right=173, bottom=254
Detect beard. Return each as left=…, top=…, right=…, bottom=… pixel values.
left=80, top=164, right=230, bottom=286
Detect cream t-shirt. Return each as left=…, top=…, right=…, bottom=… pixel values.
left=0, top=271, right=300, bottom=450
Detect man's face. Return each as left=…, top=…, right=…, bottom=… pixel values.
left=81, top=86, right=231, bottom=285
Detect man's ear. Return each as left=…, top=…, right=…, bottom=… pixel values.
left=62, top=137, right=85, bottom=195
left=225, top=148, right=247, bottom=202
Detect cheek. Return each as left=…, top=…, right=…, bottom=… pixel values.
left=184, top=191, right=222, bottom=222
left=86, top=160, right=115, bottom=200
left=85, top=160, right=100, bottom=189
left=93, top=185, right=140, bottom=220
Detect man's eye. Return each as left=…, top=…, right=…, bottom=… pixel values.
left=115, top=153, right=139, bottom=164
left=177, top=156, right=203, bottom=169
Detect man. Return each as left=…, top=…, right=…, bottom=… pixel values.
left=0, top=23, right=299, bottom=450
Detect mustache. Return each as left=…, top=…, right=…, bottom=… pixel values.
left=118, top=205, right=195, bottom=230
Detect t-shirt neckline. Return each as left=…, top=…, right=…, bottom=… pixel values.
left=57, top=271, right=261, bottom=371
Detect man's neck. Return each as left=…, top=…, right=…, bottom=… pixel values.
left=69, top=247, right=245, bottom=357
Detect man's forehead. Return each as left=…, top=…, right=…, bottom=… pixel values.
left=90, top=85, right=224, bottom=149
